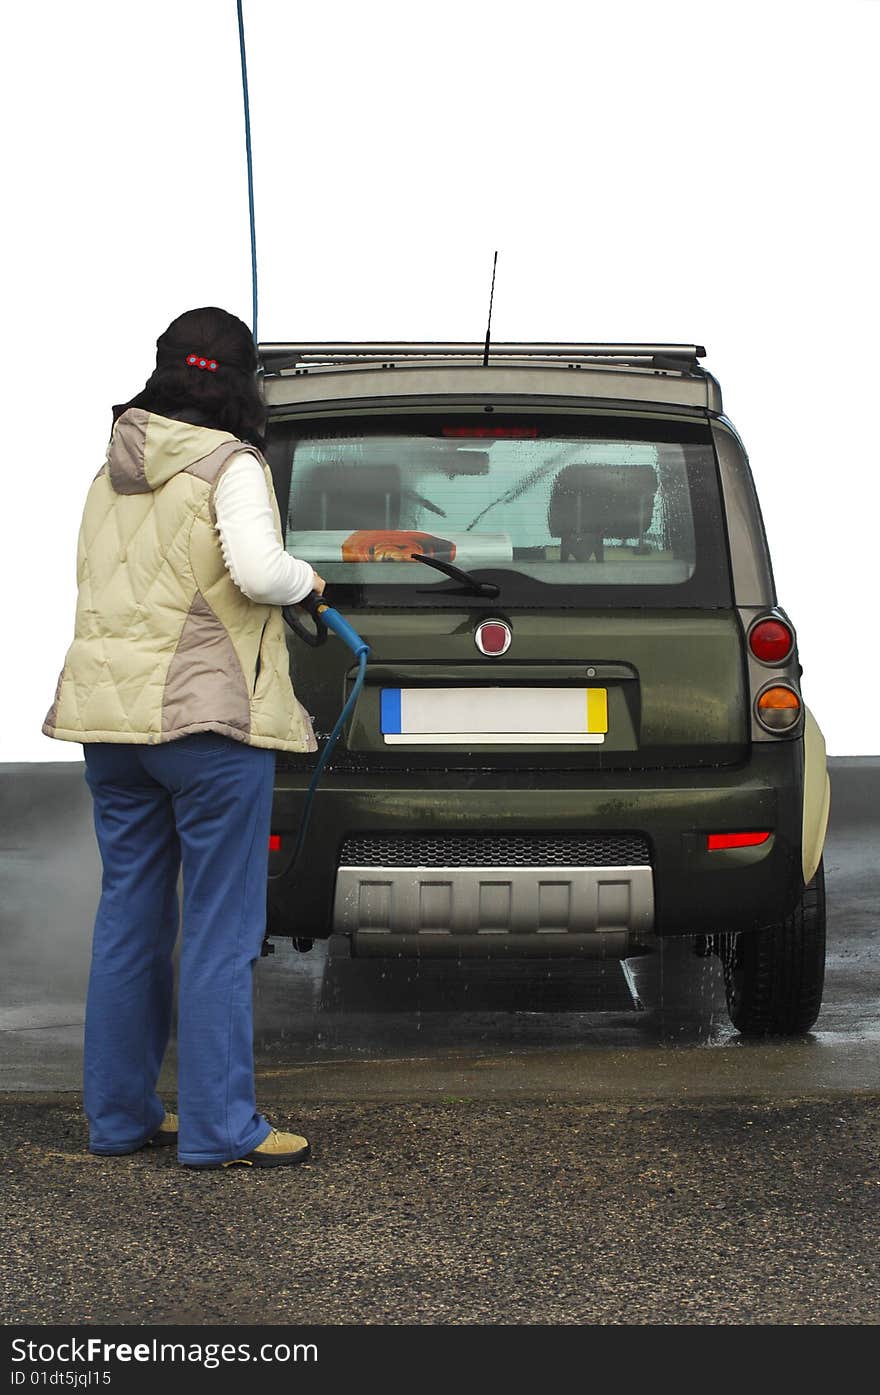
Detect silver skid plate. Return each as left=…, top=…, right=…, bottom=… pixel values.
left=333, top=864, right=655, bottom=958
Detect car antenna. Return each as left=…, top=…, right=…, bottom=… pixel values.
left=236, top=0, right=259, bottom=346
left=483, top=250, right=499, bottom=367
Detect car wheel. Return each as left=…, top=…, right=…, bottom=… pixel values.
left=720, top=859, right=826, bottom=1037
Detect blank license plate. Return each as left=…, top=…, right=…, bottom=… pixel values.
left=380, top=687, right=608, bottom=744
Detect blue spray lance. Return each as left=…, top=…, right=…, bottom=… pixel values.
left=281, top=593, right=370, bottom=870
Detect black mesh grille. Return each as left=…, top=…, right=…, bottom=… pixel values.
left=339, top=833, right=651, bottom=868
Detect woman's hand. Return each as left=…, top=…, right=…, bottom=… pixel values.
left=311, top=570, right=326, bottom=596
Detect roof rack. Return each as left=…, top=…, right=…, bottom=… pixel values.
left=259, top=341, right=707, bottom=375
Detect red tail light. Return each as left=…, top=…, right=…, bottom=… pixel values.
left=749, top=618, right=793, bottom=664
left=268, top=835, right=282, bottom=852
left=707, top=831, right=771, bottom=850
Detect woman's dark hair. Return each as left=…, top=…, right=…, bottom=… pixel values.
left=112, top=307, right=266, bottom=447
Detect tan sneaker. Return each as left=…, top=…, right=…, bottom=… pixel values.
left=146, top=1112, right=178, bottom=1147
left=231, top=1128, right=310, bottom=1168
left=184, top=1127, right=311, bottom=1170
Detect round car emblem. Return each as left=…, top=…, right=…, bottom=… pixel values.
left=475, top=619, right=512, bottom=656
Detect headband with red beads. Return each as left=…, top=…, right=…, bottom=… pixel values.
left=186, top=354, right=218, bottom=372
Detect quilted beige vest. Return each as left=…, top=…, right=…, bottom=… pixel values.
left=43, top=408, right=316, bottom=753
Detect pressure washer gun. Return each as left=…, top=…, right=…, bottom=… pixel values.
left=283, top=590, right=369, bottom=660
left=280, top=592, right=370, bottom=872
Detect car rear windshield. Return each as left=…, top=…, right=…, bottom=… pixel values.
left=271, top=414, right=731, bottom=608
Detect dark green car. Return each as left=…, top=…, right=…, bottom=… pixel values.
left=260, top=342, right=829, bottom=1036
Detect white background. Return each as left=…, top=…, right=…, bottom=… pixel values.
left=2, top=0, right=877, bottom=760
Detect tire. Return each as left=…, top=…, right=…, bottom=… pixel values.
left=720, top=859, right=826, bottom=1036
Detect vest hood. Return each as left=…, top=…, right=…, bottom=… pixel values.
left=106, top=408, right=239, bottom=494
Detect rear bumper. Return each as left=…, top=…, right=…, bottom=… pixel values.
left=267, top=743, right=804, bottom=946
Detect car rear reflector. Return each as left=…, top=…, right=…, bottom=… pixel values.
left=749, top=618, right=794, bottom=663
left=268, top=835, right=282, bottom=851
left=756, top=685, right=801, bottom=731
left=441, top=426, right=538, bottom=438
left=707, top=831, right=771, bottom=850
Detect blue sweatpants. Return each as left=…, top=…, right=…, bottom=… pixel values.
left=82, top=733, right=275, bottom=1165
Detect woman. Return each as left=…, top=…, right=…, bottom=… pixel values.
left=43, top=307, right=322, bottom=1169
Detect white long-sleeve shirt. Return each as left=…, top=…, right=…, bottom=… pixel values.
left=213, top=452, right=315, bottom=605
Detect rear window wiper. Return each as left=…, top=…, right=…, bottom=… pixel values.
left=409, top=553, right=501, bottom=598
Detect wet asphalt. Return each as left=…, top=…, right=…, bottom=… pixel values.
left=2, top=1093, right=878, bottom=1326
left=1, top=758, right=879, bottom=1325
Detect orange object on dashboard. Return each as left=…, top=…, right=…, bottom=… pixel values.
left=340, top=530, right=457, bottom=563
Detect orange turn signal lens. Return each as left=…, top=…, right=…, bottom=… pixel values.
left=756, top=685, right=801, bottom=731
left=707, top=831, right=771, bottom=850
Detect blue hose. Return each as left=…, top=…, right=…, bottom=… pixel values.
left=286, top=606, right=370, bottom=870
